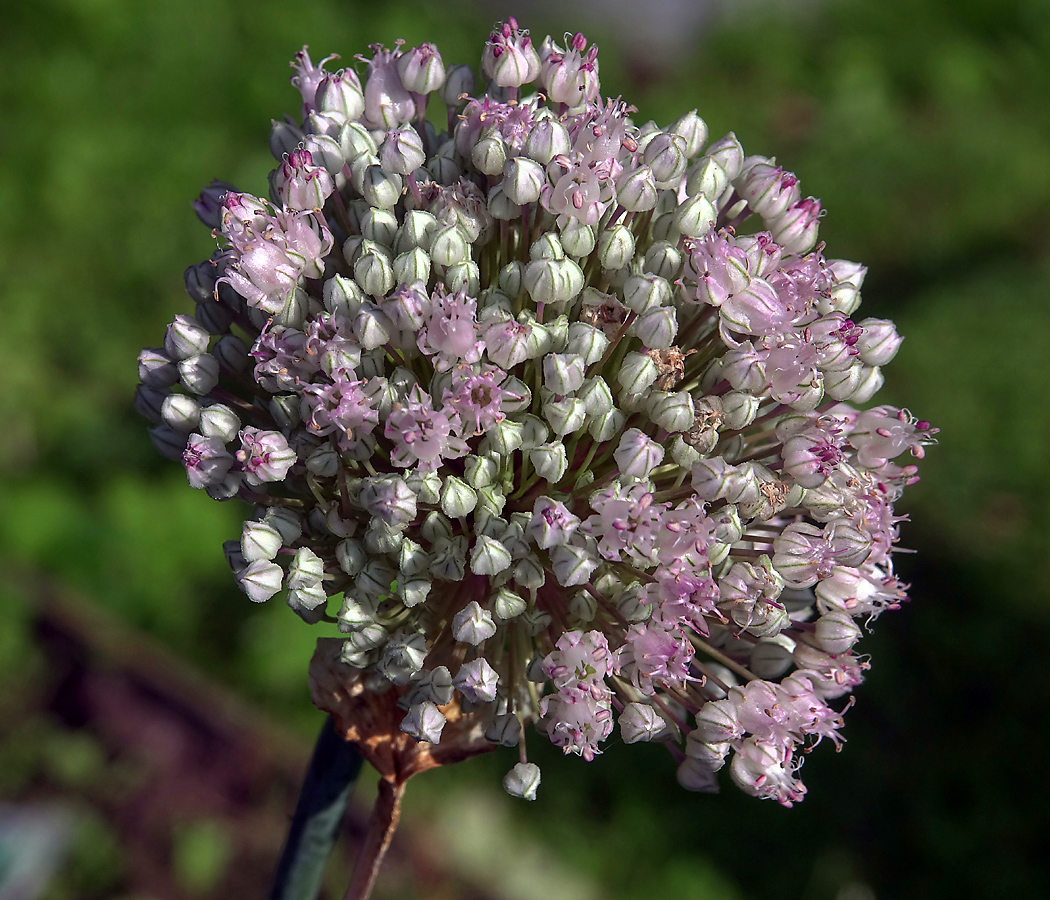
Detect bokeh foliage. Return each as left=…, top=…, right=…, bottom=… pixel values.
left=1, top=0, right=1048, bottom=897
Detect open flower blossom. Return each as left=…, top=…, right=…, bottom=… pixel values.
left=136, top=20, right=935, bottom=808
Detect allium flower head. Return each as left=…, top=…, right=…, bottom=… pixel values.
left=138, top=20, right=936, bottom=808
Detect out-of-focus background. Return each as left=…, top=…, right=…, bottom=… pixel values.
left=2, top=0, right=1048, bottom=897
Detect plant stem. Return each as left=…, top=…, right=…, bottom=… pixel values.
left=342, top=777, right=406, bottom=900
left=269, top=717, right=364, bottom=900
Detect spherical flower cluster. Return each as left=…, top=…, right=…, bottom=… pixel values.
left=136, top=20, right=935, bottom=807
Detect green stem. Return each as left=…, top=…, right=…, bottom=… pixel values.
left=268, top=717, right=364, bottom=900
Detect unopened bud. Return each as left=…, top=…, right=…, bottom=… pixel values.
left=619, top=703, right=667, bottom=743
left=502, top=762, right=541, bottom=800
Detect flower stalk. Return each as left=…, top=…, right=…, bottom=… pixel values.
left=269, top=717, right=364, bottom=900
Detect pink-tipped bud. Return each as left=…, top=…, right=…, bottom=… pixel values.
left=482, top=18, right=541, bottom=88
left=397, top=42, right=445, bottom=94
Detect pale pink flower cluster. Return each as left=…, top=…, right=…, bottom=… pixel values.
left=135, top=19, right=934, bottom=805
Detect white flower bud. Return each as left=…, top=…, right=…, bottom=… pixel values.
left=379, top=628, right=428, bottom=685
left=421, top=512, right=453, bottom=546
left=529, top=441, right=568, bottom=482
left=855, top=318, right=902, bottom=366
left=452, top=600, right=498, bottom=644
left=261, top=508, right=302, bottom=546
left=333, top=539, right=366, bottom=578
left=643, top=132, right=688, bottom=188
left=287, top=547, right=324, bottom=590
left=178, top=354, right=220, bottom=395
left=553, top=215, right=592, bottom=255
left=685, top=157, right=729, bottom=202
left=721, top=391, right=760, bottom=430
left=692, top=457, right=731, bottom=500
left=241, top=521, right=284, bottom=563
left=337, top=121, right=377, bottom=160
left=399, top=578, right=432, bottom=608
left=198, top=404, right=240, bottom=443
left=622, top=273, right=671, bottom=313
left=642, top=241, right=682, bottom=280
left=165, top=315, right=210, bottom=361
left=617, top=352, right=659, bottom=395
left=619, top=703, right=668, bottom=743
left=578, top=376, right=614, bottom=417
left=588, top=408, right=626, bottom=442
left=360, top=165, right=403, bottom=209
left=497, top=760, right=541, bottom=802
left=359, top=208, right=397, bottom=248
left=444, top=260, right=480, bottom=295
left=749, top=637, right=795, bottom=679
left=503, top=157, right=546, bottom=205
left=394, top=210, right=438, bottom=254
left=814, top=610, right=863, bottom=654
left=393, top=539, right=429, bottom=579
left=493, top=586, right=527, bottom=619
left=677, top=757, right=718, bottom=793
left=486, top=713, right=522, bottom=747
left=354, top=243, right=395, bottom=299
left=568, top=590, right=597, bottom=623
left=550, top=543, right=599, bottom=587
left=397, top=42, right=445, bottom=93
left=461, top=455, right=496, bottom=490
left=471, top=534, right=513, bottom=576
left=546, top=314, right=570, bottom=351
left=694, top=698, right=743, bottom=744
left=571, top=325, right=613, bottom=367
left=440, top=476, right=477, bottom=518
left=705, top=132, right=745, bottom=180
left=439, top=63, right=475, bottom=106
left=335, top=593, right=376, bottom=630
left=401, top=701, right=446, bottom=743
left=821, top=363, right=860, bottom=402
left=671, top=109, right=708, bottom=158
left=671, top=434, right=701, bottom=468
left=614, top=427, right=664, bottom=478
left=524, top=118, right=570, bottom=164
left=239, top=560, right=284, bottom=603
left=510, top=550, right=543, bottom=587
left=543, top=352, right=586, bottom=394
left=487, top=183, right=522, bottom=221
left=649, top=390, right=694, bottom=433
left=392, top=247, right=431, bottom=286
left=597, top=223, right=635, bottom=270
left=542, top=397, right=587, bottom=436
left=161, top=394, right=200, bottom=433
left=454, top=657, right=499, bottom=703
left=633, top=306, right=678, bottom=348
left=673, top=193, right=718, bottom=238
left=404, top=666, right=454, bottom=707
left=521, top=318, right=553, bottom=360
left=524, top=257, right=583, bottom=305
left=684, top=734, right=729, bottom=771
left=503, top=762, right=541, bottom=800
left=472, top=132, right=508, bottom=176
left=357, top=559, right=398, bottom=598
left=430, top=223, right=470, bottom=267
left=288, top=582, right=328, bottom=617
left=518, top=414, right=550, bottom=450
left=487, top=418, right=525, bottom=455
left=852, top=365, right=884, bottom=404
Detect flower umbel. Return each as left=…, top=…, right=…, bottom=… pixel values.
left=138, top=21, right=936, bottom=809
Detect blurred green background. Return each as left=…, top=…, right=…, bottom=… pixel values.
left=2, top=0, right=1049, bottom=897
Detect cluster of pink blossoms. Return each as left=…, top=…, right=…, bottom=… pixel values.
left=136, top=19, right=935, bottom=806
